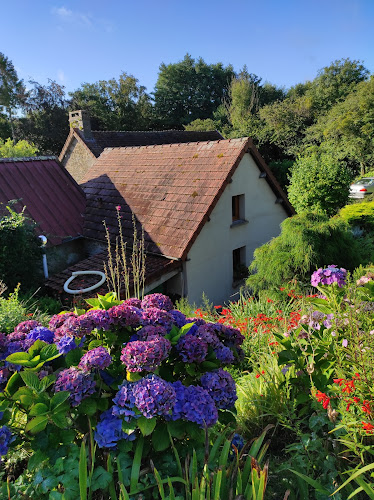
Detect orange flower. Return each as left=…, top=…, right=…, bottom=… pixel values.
left=362, top=421, right=374, bottom=434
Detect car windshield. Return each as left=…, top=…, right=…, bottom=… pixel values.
left=355, top=178, right=374, bottom=185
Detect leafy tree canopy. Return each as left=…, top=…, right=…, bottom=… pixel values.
left=0, top=138, right=37, bottom=158
left=153, top=54, right=235, bottom=129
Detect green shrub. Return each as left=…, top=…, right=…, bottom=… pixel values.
left=0, top=204, right=42, bottom=291
left=0, top=285, right=28, bottom=333
left=247, top=212, right=372, bottom=293
left=339, top=201, right=374, bottom=232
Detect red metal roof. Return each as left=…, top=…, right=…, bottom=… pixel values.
left=81, top=138, right=293, bottom=260
left=0, top=157, right=86, bottom=245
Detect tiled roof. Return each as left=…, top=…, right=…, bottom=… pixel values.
left=44, top=250, right=181, bottom=296
left=60, top=128, right=223, bottom=160
left=81, top=138, right=293, bottom=260
left=0, top=157, right=86, bottom=246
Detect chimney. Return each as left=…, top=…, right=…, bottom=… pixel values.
left=69, top=110, right=93, bottom=140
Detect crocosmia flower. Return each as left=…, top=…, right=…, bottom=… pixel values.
left=170, top=381, right=218, bottom=427
left=200, top=368, right=237, bottom=409
left=79, top=346, right=112, bottom=371
left=121, top=337, right=171, bottom=372
left=141, top=293, right=173, bottom=311
left=54, top=367, right=96, bottom=406
left=311, top=265, right=347, bottom=288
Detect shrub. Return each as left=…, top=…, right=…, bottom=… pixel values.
left=247, top=212, right=371, bottom=293
left=0, top=285, right=29, bottom=333
left=339, top=200, right=374, bottom=232
left=0, top=138, right=37, bottom=158
left=0, top=292, right=243, bottom=498
left=0, top=205, right=42, bottom=291
left=288, top=148, right=353, bottom=216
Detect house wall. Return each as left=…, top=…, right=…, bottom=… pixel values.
left=61, top=137, right=96, bottom=183
left=46, top=239, right=86, bottom=276
left=185, top=152, right=288, bottom=305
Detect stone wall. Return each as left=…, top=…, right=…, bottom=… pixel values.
left=61, top=137, right=96, bottom=183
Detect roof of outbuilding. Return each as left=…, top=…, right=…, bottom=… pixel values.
left=0, top=156, right=86, bottom=245
left=81, top=137, right=294, bottom=260
left=59, top=128, right=224, bottom=161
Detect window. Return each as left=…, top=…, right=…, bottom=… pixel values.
left=232, top=194, right=245, bottom=222
left=233, top=246, right=248, bottom=282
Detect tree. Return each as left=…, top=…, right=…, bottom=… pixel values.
left=184, top=118, right=217, bottom=132
left=247, top=212, right=370, bottom=293
left=0, top=138, right=37, bottom=158
left=153, top=54, right=234, bottom=129
left=0, top=53, right=26, bottom=140
left=17, top=80, right=69, bottom=155
left=70, top=72, right=152, bottom=131
left=287, top=147, right=353, bottom=216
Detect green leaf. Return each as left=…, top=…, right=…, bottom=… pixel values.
left=65, top=348, right=83, bottom=367
left=167, top=420, right=186, bottom=439
left=78, top=398, right=97, bottom=416
left=91, top=466, right=112, bottom=492
left=50, top=391, right=70, bottom=412
left=152, top=423, right=170, bottom=452
left=29, top=403, right=49, bottom=416
left=40, top=343, right=59, bottom=361
left=79, top=440, right=88, bottom=500
left=137, top=416, right=156, bottom=436
left=40, top=374, right=56, bottom=391
left=21, top=371, right=42, bottom=392
left=25, top=415, right=48, bottom=434
left=130, top=437, right=143, bottom=493
left=290, top=469, right=331, bottom=495
left=28, top=340, right=47, bottom=357
left=51, top=412, right=69, bottom=428
left=88, top=339, right=102, bottom=350
left=28, top=450, right=48, bottom=471
left=4, top=372, right=23, bottom=397
left=333, top=463, right=374, bottom=496
left=6, top=352, right=33, bottom=366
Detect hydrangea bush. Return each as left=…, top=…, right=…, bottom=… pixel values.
left=0, top=292, right=242, bottom=469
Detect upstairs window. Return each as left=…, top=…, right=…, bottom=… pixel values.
left=232, top=194, right=245, bottom=222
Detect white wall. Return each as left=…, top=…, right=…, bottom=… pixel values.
left=185, top=152, right=288, bottom=305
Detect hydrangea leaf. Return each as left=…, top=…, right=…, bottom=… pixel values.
left=25, top=415, right=48, bottom=434
left=152, top=423, right=170, bottom=451
left=20, top=371, right=42, bottom=393
left=90, top=466, right=112, bottom=492
left=137, top=416, right=156, bottom=436
left=78, top=398, right=97, bottom=416
left=88, top=339, right=102, bottom=350
left=40, top=344, right=60, bottom=362
left=29, top=403, right=49, bottom=417
left=28, top=340, right=47, bottom=357
left=65, top=348, right=83, bottom=367
left=6, top=352, right=31, bottom=364
left=167, top=420, right=185, bottom=439
left=50, top=391, right=70, bottom=412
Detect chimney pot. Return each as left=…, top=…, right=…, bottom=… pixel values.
left=69, top=110, right=93, bottom=140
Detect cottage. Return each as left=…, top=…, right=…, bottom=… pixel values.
left=59, top=110, right=223, bottom=183
left=0, top=156, right=86, bottom=275
left=48, top=137, right=293, bottom=305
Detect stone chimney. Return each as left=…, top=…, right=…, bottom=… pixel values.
left=69, top=110, right=93, bottom=139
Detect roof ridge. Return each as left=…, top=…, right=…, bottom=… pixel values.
left=100, top=137, right=247, bottom=152
left=0, top=156, right=57, bottom=163
left=91, top=129, right=220, bottom=134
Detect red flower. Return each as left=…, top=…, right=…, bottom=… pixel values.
left=362, top=421, right=374, bottom=434
left=315, top=390, right=331, bottom=409
left=362, top=400, right=372, bottom=415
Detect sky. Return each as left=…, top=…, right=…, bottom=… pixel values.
left=1, top=0, right=373, bottom=96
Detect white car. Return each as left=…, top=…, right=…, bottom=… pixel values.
left=349, top=178, right=374, bottom=199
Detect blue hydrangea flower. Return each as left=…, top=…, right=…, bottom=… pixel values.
left=54, top=367, right=96, bottom=407
left=79, top=346, right=112, bottom=371
left=94, top=409, right=135, bottom=448
left=56, top=334, right=85, bottom=355
left=230, top=433, right=244, bottom=458
left=170, top=381, right=218, bottom=428
left=213, top=344, right=234, bottom=364
left=0, top=426, right=14, bottom=458
left=112, top=381, right=137, bottom=420
left=27, top=326, right=54, bottom=344
left=176, top=333, right=208, bottom=363
left=200, top=368, right=237, bottom=410
left=132, top=375, right=176, bottom=418
left=170, top=310, right=188, bottom=328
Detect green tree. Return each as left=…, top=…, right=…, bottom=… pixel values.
left=153, top=54, right=234, bottom=129
left=287, top=147, right=353, bottom=216
left=0, top=53, right=27, bottom=140
left=0, top=138, right=37, bottom=158
left=184, top=118, right=217, bottom=132
left=70, top=72, right=152, bottom=131
left=247, top=212, right=370, bottom=293
left=17, top=80, right=69, bottom=155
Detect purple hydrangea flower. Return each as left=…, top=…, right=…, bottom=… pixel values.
left=0, top=368, right=9, bottom=386
left=83, top=309, right=112, bottom=331
left=0, top=426, right=14, bottom=458
left=56, top=334, right=85, bottom=355
left=108, top=304, right=143, bottom=328
left=27, top=327, right=54, bottom=344
left=170, top=381, right=218, bottom=427
left=141, top=307, right=173, bottom=330
left=136, top=325, right=168, bottom=341
left=121, top=337, right=171, bottom=372
left=141, top=293, right=173, bottom=311
left=132, top=375, right=176, bottom=418
left=170, top=310, right=188, bottom=328
left=194, top=324, right=221, bottom=348
left=311, top=265, right=347, bottom=288
left=200, top=368, right=237, bottom=410
left=219, top=325, right=245, bottom=349
left=14, top=320, right=42, bottom=335
left=49, top=313, right=77, bottom=331
left=176, top=333, right=208, bottom=363
left=213, top=344, right=234, bottom=364
left=186, top=318, right=206, bottom=326
left=79, top=346, right=112, bottom=371
left=5, top=339, right=34, bottom=370
left=122, top=298, right=142, bottom=309
left=112, top=381, right=137, bottom=420
left=94, top=409, right=134, bottom=448
left=54, top=316, right=91, bottom=341
left=54, top=367, right=96, bottom=407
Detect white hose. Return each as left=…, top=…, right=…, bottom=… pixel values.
left=63, top=271, right=106, bottom=295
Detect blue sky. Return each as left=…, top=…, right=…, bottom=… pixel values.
left=1, top=0, right=373, bottom=95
